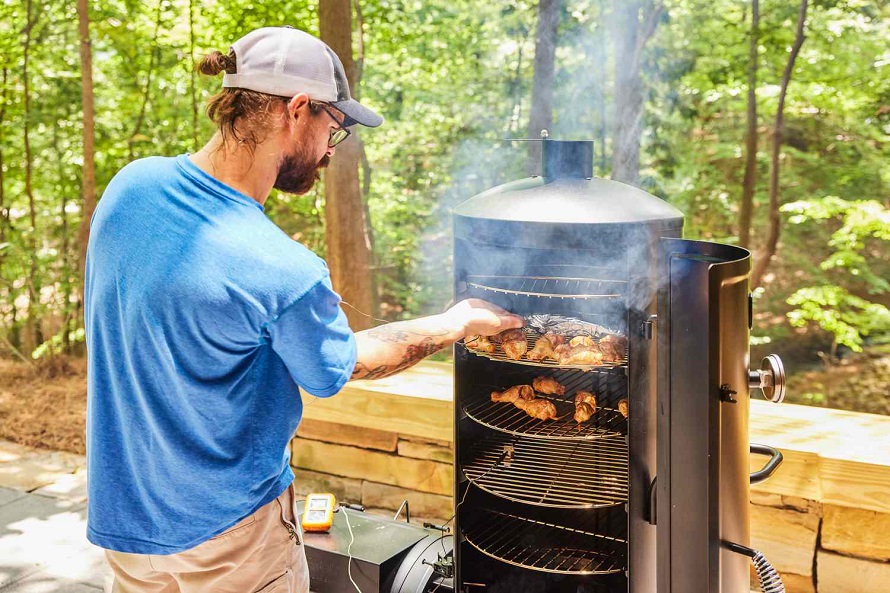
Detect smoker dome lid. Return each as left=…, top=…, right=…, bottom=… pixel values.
left=453, top=177, right=684, bottom=225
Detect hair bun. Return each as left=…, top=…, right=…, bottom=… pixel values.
left=197, top=50, right=236, bottom=76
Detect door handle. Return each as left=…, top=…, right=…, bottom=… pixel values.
left=750, top=444, right=783, bottom=484
left=749, top=354, right=786, bottom=403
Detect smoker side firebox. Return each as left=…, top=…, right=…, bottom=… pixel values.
left=450, top=139, right=785, bottom=593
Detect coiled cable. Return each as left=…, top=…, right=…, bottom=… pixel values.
left=724, top=540, right=785, bottom=593
left=752, top=549, right=785, bottom=593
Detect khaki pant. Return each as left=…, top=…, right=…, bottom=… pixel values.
left=104, top=484, right=310, bottom=593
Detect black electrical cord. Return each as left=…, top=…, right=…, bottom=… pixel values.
left=723, top=541, right=785, bottom=593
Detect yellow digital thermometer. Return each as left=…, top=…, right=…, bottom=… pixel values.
left=301, top=493, right=337, bottom=533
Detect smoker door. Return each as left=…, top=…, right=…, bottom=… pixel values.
left=656, top=238, right=752, bottom=593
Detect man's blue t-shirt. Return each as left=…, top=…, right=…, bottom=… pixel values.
left=84, top=154, right=357, bottom=554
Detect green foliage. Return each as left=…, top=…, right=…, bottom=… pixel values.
left=783, top=197, right=890, bottom=350
left=784, top=197, right=890, bottom=292
left=32, top=327, right=85, bottom=360
left=0, top=0, right=888, bottom=374
left=787, top=285, right=890, bottom=351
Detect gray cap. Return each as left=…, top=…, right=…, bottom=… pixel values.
left=222, top=26, right=383, bottom=128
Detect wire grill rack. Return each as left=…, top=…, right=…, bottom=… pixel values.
left=463, top=433, right=627, bottom=508
left=463, top=330, right=628, bottom=372
left=466, top=275, right=627, bottom=300
left=462, top=371, right=628, bottom=440
left=463, top=509, right=627, bottom=575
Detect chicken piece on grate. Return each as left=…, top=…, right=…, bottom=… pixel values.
left=618, top=398, right=629, bottom=418
left=498, top=329, right=528, bottom=360
left=532, top=376, right=566, bottom=396
left=569, top=335, right=595, bottom=348
left=574, top=401, right=596, bottom=425
left=553, top=344, right=572, bottom=362
left=465, top=334, right=495, bottom=353
left=514, top=397, right=558, bottom=421
left=574, top=391, right=597, bottom=410
left=598, top=335, right=628, bottom=363
left=490, top=384, right=535, bottom=404
left=558, top=345, right=605, bottom=366
left=527, top=332, right=564, bottom=361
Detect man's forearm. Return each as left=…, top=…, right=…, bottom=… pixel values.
left=350, top=314, right=465, bottom=381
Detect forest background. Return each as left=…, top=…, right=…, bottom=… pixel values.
left=0, top=0, right=888, bottom=453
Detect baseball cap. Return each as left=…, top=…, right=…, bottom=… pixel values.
left=222, top=26, right=383, bottom=128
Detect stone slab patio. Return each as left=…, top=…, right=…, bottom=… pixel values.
left=0, top=441, right=105, bottom=593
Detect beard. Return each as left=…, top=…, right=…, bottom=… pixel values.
left=273, top=146, right=330, bottom=195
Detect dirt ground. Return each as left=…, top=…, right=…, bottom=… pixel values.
left=1, top=347, right=888, bottom=456
left=785, top=345, right=890, bottom=415
left=0, top=356, right=88, bottom=455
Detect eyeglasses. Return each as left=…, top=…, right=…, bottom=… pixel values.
left=314, top=102, right=351, bottom=148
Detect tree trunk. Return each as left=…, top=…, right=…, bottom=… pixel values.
left=352, top=0, right=378, bottom=318
left=0, top=67, right=9, bottom=346
left=23, top=0, right=41, bottom=352
left=128, top=0, right=163, bottom=161
left=319, top=0, right=374, bottom=330
left=506, top=41, right=524, bottom=136
left=52, top=123, right=72, bottom=353
left=594, top=4, right=608, bottom=175
left=610, top=0, right=661, bottom=186
left=189, top=0, right=198, bottom=150
left=0, top=67, right=8, bottom=250
left=738, top=0, right=759, bottom=249
left=525, top=0, right=560, bottom=176
left=750, top=0, right=808, bottom=289
left=76, top=0, right=96, bottom=344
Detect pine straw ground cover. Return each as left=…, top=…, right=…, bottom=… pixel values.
left=0, top=356, right=87, bottom=455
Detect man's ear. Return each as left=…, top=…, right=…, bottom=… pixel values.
left=287, top=93, right=312, bottom=121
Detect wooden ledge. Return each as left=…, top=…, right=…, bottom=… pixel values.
left=302, top=361, right=890, bottom=512
left=749, top=399, right=890, bottom=513
left=301, top=361, right=454, bottom=442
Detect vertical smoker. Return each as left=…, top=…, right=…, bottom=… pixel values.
left=451, top=139, right=785, bottom=593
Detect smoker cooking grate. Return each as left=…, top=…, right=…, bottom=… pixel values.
left=463, top=433, right=627, bottom=508
left=462, top=332, right=628, bottom=371
left=466, top=275, right=627, bottom=300
left=462, top=374, right=627, bottom=440
left=463, top=509, right=627, bottom=575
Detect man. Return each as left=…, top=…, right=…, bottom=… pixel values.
left=84, top=26, right=523, bottom=593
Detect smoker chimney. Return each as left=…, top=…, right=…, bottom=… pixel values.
left=542, top=138, right=594, bottom=181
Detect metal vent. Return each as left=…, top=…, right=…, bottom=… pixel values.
left=463, top=433, right=627, bottom=508
left=463, top=509, right=627, bottom=575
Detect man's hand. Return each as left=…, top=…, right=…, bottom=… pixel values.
left=441, top=298, right=525, bottom=339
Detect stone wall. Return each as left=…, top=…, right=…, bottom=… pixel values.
left=290, top=419, right=453, bottom=525
left=750, top=492, right=890, bottom=593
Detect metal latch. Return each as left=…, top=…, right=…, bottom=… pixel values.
left=424, top=553, right=455, bottom=579
left=502, top=444, right=515, bottom=466
left=641, top=314, right=657, bottom=339
left=720, top=384, right=738, bottom=404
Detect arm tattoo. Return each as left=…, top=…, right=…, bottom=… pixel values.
left=351, top=337, right=446, bottom=381
left=366, top=324, right=447, bottom=343
left=366, top=326, right=411, bottom=343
